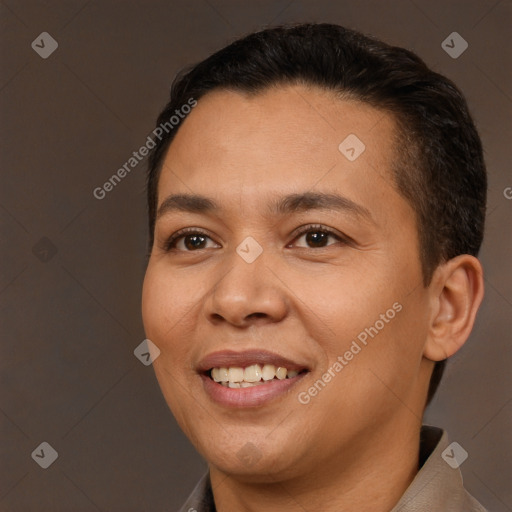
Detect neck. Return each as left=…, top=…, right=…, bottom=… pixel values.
left=210, top=418, right=421, bottom=512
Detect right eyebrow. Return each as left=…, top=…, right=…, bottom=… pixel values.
left=156, top=194, right=218, bottom=219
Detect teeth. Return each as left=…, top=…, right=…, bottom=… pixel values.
left=275, top=366, right=287, bottom=380
left=211, top=368, right=229, bottom=382
left=262, top=364, right=276, bottom=381
left=240, top=381, right=264, bottom=388
left=228, top=367, right=244, bottom=383
left=244, top=364, right=263, bottom=382
left=210, top=364, right=303, bottom=385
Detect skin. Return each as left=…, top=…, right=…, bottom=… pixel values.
left=142, top=85, right=484, bottom=511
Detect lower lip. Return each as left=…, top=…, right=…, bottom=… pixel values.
left=200, top=373, right=307, bottom=408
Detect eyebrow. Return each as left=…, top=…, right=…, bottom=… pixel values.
left=156, top=192, right=373, bottom=222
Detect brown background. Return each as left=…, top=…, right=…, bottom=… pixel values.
left=1, top=1, right=511, bottom=510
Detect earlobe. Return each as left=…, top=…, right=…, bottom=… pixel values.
left=424, top=255, right=485, bottom=362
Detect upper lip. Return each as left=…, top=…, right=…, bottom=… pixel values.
left=197, top=349, right=309, bottom=373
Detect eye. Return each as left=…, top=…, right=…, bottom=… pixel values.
left=290, top=224, right=346, bottom=249
left=164, top=228, right=219, bottom=252
left=162, top=224, right=347, bottom=252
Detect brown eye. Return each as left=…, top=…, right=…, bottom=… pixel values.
left=292, top=226, right=344, bottom=249
left=164, top=229, right=219, bottom=252
left=304, top=231, right=330, bottom=248
left=183, top=234, right=207, bottom=250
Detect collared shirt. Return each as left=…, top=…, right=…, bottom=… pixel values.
left=178, top=425, right=488, bottom=512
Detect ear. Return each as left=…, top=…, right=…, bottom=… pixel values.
left=424, top=255, right=485, bottom=362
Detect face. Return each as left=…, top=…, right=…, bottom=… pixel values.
left=142, top=85, right=433, bottom=483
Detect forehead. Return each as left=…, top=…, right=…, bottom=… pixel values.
left=157, top=85, right=400, bottom=214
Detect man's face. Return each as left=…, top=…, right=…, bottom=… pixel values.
left=142, top=85, right=433, bottom=481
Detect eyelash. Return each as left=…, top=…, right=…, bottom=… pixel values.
left=163, top=227, right=213, bottom=252
left=162, top=224, right=348, bottom=252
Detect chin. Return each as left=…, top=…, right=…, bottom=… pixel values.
left=200, top=435, right=306, bottom=482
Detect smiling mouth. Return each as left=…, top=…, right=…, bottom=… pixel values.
left=207, top=364, right=308, bottom=388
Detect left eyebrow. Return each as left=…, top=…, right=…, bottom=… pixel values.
left=156, top=191, right=374, bottom=224
left=268, top=192, right=374, bottom=223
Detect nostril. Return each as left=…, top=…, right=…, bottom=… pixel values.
left=247, top=312, right=267, bottom=320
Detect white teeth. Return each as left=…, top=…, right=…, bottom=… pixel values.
left=244, top=364, right=262, bottom=382
left=240, top=381, right=264, bottom=388
left=275, top=366, right=287, bottom=380
left=262, top=364, right=276, bottom=381
left=228, top=367, right=244, bottom=383
left=210, top=364, right=304, bottom=386
left=218, top=367, right=229, bottom=382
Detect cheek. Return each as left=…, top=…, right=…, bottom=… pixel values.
left=301, top=268, right=396, bottom=345
left=141, top=264, right=200, bottom=424
left=141, top=264, right=198, bottom=380
left=142, top=269, right=171, bottom=344
left=319, top=293, right=428, bottom=415
left=302, top=264, right=426, bottom=394
left=142, top=262, right=202, bottom=340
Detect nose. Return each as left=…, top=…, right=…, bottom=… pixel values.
left=204, top=251, right=289, bottom=328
